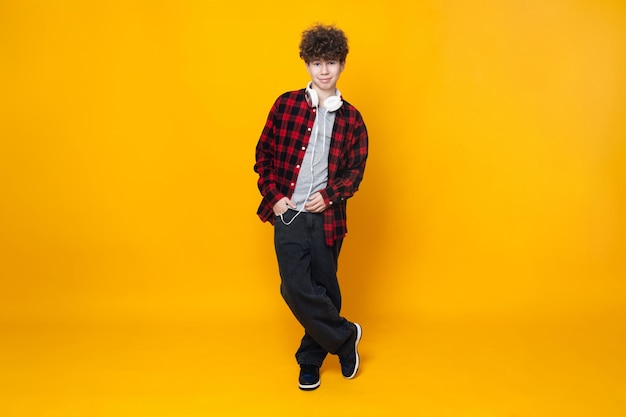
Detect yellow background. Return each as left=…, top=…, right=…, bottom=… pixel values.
left=1, top=1, right=625, bottom=416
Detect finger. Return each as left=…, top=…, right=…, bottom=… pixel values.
left=305, top=198, right=316, bottom=207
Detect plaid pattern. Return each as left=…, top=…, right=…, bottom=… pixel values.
left=255, top=88, right=368, bottom=245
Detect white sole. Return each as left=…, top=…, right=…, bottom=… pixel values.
left=298, top=380, right=321, bottom=390
left=345, top=323, right=362, bottom=379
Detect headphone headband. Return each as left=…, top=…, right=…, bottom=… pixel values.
left=305, top=82, right=343, bottom=112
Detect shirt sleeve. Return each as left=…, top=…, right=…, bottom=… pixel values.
left=321, top=111, right=369, bottom=205
left=254, top=98, right=284, bottom=208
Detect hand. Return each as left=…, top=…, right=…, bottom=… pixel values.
left=273, top=197, right=296, bottom=216
left=304, top=192, right=328, bottom=213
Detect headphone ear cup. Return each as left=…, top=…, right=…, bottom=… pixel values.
left=306, top=83, right=319, bottom=108
left=324, top=96, right=343, bottom=112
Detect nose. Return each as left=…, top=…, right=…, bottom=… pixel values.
left=320, top=63, right=330, bottom=74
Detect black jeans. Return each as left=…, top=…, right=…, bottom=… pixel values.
left=274, top=210, right=355, bottom=367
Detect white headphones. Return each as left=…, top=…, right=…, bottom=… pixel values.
left=305, top=82, right=343, bottom=112
left=281, top=82, right=339, bottom=226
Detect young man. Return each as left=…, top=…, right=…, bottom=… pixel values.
left=254, top=24, right=368, bottom=391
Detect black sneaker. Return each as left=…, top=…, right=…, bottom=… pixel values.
left=298, top=364, right=320, bottom=391
left=339, top=323, right=362, bottom=379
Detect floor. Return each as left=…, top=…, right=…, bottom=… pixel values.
left=1, top=312, right=625, bottom=417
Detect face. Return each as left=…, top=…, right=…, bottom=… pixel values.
left=306, top=59, right=345, bottom=94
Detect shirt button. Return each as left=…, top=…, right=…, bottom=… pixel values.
left=307, top=128, right=311, bottom=132
left=296, top=165, right=300, bottom=169
left=290, top=183, right=295, bottom=187
left=302, top=146, right=306, bottom=150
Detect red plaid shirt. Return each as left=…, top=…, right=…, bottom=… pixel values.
left=254, top=88, right=368, bottom=245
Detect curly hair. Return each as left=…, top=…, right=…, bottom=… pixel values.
left=299, top=24, right=349, bottom=63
